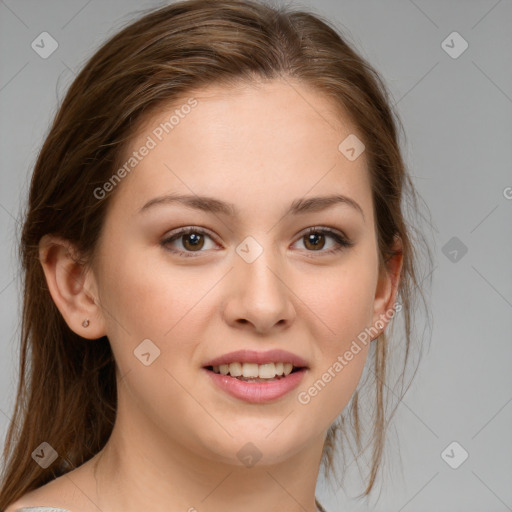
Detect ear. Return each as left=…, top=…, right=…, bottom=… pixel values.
left=370, top=235, right=403, bottom=339
left=38, top=234, right=107, bottom=339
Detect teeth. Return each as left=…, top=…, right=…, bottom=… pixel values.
left=258, top=363, right=276, bottom=379
left=228, top=362, right=242, bottom=377
left=211, top=362, right=299, bottom=378
left=242, top=363, right=259, bottom=378
left=283, top=363, right=293, bottom=376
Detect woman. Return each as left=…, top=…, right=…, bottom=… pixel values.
left=0, top=0, right=432, bottom=510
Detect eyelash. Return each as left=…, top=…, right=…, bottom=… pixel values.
left=161, top=226, right=354, bottom=258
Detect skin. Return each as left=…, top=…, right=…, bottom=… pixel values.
left=12, top=79, right=402, bottom=512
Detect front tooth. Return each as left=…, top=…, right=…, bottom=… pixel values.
left=219, top=364, right=229, bottom=375
left=259, top=363, right=276, bottom=378
left=228, top=362, right=243, bottom=377
left=274, top=362, right=284, bottom=376
left=242, top=363, right=259, bottom=378
left=283, top=363, right=293, bottom=376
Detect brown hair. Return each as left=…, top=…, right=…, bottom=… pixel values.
left=0, top=0, right=433, bottom=506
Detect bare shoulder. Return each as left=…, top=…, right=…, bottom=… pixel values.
left=4, top=476, right=75, bottom=512
left=5, top=463, right=98, bottom=512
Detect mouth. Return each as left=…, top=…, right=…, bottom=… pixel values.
left=202, top=362, right=308, bottom=403
left=201, top=349, right=309, bottom=402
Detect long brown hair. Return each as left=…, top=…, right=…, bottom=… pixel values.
left=0, top=0, right=433, bottom=506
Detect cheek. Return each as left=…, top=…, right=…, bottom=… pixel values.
left=98, top=242, right=209, bottom=339
left=97, top=245, right=223, bottom=402
left=300, top=343, right=370, bottom=432
left=300, top=253, right=378, bottom=345
left=97, top=249, right=210, bottom=440
left=293, top=254, right=376, bottom=421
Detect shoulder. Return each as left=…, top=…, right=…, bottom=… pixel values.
left=4, top=468, right=91, bottom=512
left=8, top=508, right=72, bottom=512
left=4, top=482, right=73, bottom=512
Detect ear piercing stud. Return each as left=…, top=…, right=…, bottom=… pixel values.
left=82, top=319, right=90, bottom=327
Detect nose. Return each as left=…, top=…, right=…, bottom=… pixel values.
left=221, top=243, right=296, bottom=334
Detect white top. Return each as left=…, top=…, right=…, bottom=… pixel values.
left=16, top=502, right=327, bottom=512
left=15, top=508, right=72, bottom=512
left=16, top=503, right=326, bottom=512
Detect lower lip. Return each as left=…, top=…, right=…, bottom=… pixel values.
left=203, top=368, right=307, bottom=403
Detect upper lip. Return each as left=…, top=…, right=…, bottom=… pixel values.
left=203, top=349, right=309, bottom=368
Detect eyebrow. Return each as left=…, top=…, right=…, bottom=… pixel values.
left=138, top=193, right=365, bottom=222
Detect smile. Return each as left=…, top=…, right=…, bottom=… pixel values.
left=203, top=364, right=307, bottom=403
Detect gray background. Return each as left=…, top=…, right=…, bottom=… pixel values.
left=1, top=1, right=511, bottom=511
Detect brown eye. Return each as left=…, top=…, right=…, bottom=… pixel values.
left=294, top=227, right=354, bottom=256
left=161, top=227, right=217, bottom=257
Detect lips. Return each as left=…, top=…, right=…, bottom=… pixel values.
left=202, top=349, right=309, bottom=369
left=202, top=349, right=309, bottom=403
left=203, top=366, right=307, bottom=403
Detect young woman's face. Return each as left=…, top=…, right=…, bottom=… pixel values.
left=90, top=79, right=392, bottom=467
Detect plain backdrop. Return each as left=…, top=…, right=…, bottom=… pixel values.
left=0, top=1, right=511, bottom=511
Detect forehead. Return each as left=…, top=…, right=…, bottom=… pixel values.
left=109, top=79, right=372, bottom=221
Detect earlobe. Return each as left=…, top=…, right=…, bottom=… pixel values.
left=370, top=236, right=403, bottom=339
left=38, top=234, right=106, bottom=339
